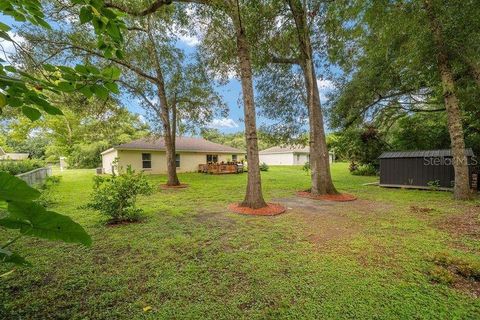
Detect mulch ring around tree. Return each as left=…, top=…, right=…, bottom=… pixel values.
left=296, top=191, right=357, bottom=202
left=228, top=203, right=287, bottom=216
left=159, top=183, right=189, bottom=190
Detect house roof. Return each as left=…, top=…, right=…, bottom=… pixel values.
left=260, top=145, right=310, bottom=154
left=379, top=149, right=474, bottom=159
left=103, top=137, right=245, bottom=155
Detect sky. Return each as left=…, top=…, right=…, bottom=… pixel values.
left=1, top=11, right=336, bottom=135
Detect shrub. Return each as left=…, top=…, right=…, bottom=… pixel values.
left=87, top=166, right=154, bottom=223
left=37, top=175, right=62, bottom=207
left=0, top=159, right=45, bottom=175
left=351, top=164, right=377, bottom=176
left=303, top=162, right=311, bottom=175
left=349, top=161, right=358, bottom=172
left=69, top=141, right=110, bottom=168
left=427, top=180, right=441, bottom=191
left=260, top=162, right=269, bottom=172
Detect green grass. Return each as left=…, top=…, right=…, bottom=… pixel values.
left=1, top=163, right=479, bottom=319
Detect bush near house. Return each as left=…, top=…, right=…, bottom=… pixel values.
left=351, top=163, right=378, bottom=176
left=260, top=162, right=269, bottom=171
left=0, top=159, right=45, bottom=175
left=87, top=167, right=154, bottom=223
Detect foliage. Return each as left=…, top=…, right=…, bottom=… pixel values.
left=325, top=0, right=480, bottom=167
left=328, top=126, right=387, bottom=167
left=351, top=164, right=378, bottom=176
left=0, top=172, right=91, bottom=270
left=5, top=136, right=50, bottom=159
left=201, top=128, right=276, bottom=151
left=0, top=159, right=44, bottom=175
left=36, top=175, right=62, bottom=207
left=0, top=0, right=127, bottom=272
left=387, top=113, right=450, bottom=151
left=302, top=161, right=311, bottom=175
left=427, top=180, right=441, bottom=191
left=3, top=98, right=149, bottom=167
left=87, top=167, right=153, bottom=223
left=0, top=0, right=126, bottom=120
left=259, top=162, right=269, bottom=172
left=68, top=141, right=110, bottom=168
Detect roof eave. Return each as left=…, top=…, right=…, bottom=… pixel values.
left=114, top=147, right=245, bottom=154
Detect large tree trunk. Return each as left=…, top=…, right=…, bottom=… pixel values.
left=233, top=11, right=267, bottom=209
left=301, top=59, right=337, bottom=195
left=288, top=0, right=337, bottom=195
left=148, top=20, right=180, bottom=187
left=163, top=126, right=180, bottom=186
left=165, top=101, right=180, bottom=186
left=425, top=0, right=471, bottom=200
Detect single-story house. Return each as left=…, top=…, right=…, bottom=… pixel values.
left=101, top=137, right=246, bottom=174
left=379, top=149, right=477, bottom=190
left=0, top=147, right=29, bottom=160
left=259, top=146, right=334, bottom=166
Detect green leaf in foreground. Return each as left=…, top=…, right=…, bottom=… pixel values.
left=1, top=201, right=92, bottom=246
left=0, top=248, right=31, bottom=266
left=0, top=172, right=40, bottom=202
left=22, top=106, right=42, bottom=121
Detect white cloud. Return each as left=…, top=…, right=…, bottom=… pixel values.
left=208, top=118, right=239, bottom=129
left=316, top=79, right=335, bottom=90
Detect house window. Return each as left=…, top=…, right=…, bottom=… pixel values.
left=142, top=153, right=151, bottom=169
left=176, top=154, right=180, bottom=168
left=232, top=154, right=237, bottom=161
left=297, top=154, right=300, bottom=162
left=207, top=154, right=218, bottom=163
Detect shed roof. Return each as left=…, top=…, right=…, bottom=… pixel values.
left=103, top=137, right=244, bottom=155
left=379, top=149, right=474, bottom=159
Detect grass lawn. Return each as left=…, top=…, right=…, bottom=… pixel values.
left=1, top=163, right=479, bottom=319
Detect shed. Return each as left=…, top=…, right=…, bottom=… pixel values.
left=379, top=149, right=477, bottom=190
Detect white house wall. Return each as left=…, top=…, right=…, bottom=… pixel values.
left=293, top=153, right=309, bottom=165
left=259, top=153, right=295, bottom=165
left=103, top=150, right=245, bottom=174
left=260, top=152, right=333, bottom=166
left=101, top=149, right=118, bottom=174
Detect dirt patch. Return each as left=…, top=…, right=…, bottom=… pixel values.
left=436, top=211, right=480, bottom=240
left=228, top=203, right=286, bottom=216
left=297, top=191, right=357, bottom=202
left=428, top=252, right=480, bottom=298
left=106, top=219, right=143, bottom=227
left=452, top=277, right=480, bottom=298
left=194, top=210, right=238, bottom=228
left=274, top=197, right=362, bottom=248
left=159, top=183, right=189, bottom=190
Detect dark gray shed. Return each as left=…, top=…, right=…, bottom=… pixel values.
left=379, top=149, right=477, bottom=190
